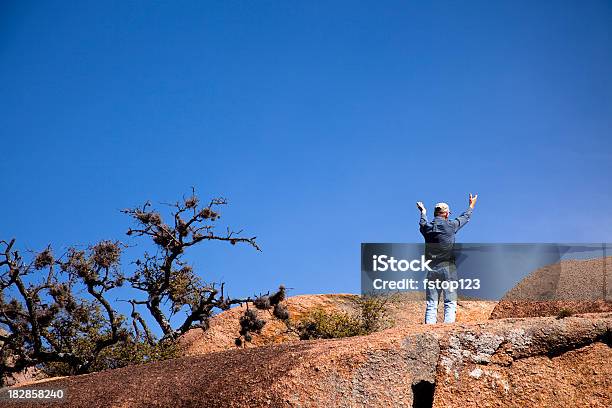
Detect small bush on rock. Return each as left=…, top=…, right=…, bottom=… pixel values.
left=293, top=295, right=393, bottom=340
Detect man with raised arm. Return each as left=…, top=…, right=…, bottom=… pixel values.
left=416, top=193, right=478, bottom=324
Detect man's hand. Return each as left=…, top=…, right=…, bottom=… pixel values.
left=416, top=201, right=426, bottom=213
left=469, top=193, right=478, bottom=209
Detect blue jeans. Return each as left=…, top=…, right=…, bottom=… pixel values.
left=425, top=264, right=457, bottom=324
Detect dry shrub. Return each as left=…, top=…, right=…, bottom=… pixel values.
left=294, top=295, right=393, bottom=340
left=556, top=308, right=573, bottom=319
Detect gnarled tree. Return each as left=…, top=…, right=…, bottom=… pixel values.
left=0, top=239, right=128, bottom=381
left=122, top=192, right=271, bottom=341
left=0, top=191, right=288, bottom=385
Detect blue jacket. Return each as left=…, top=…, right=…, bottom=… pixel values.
left=419, top=207, right=473, bottom=244
left=419, top=207, right=473, bottom=265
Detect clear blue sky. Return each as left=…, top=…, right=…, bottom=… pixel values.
left=1, top=1, right=611, bottom=302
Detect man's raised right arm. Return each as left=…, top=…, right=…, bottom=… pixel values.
left=417, top=201, right=428, bottom=231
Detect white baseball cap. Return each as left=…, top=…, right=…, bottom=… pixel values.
left=434, top=202, right=450, bottom=213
